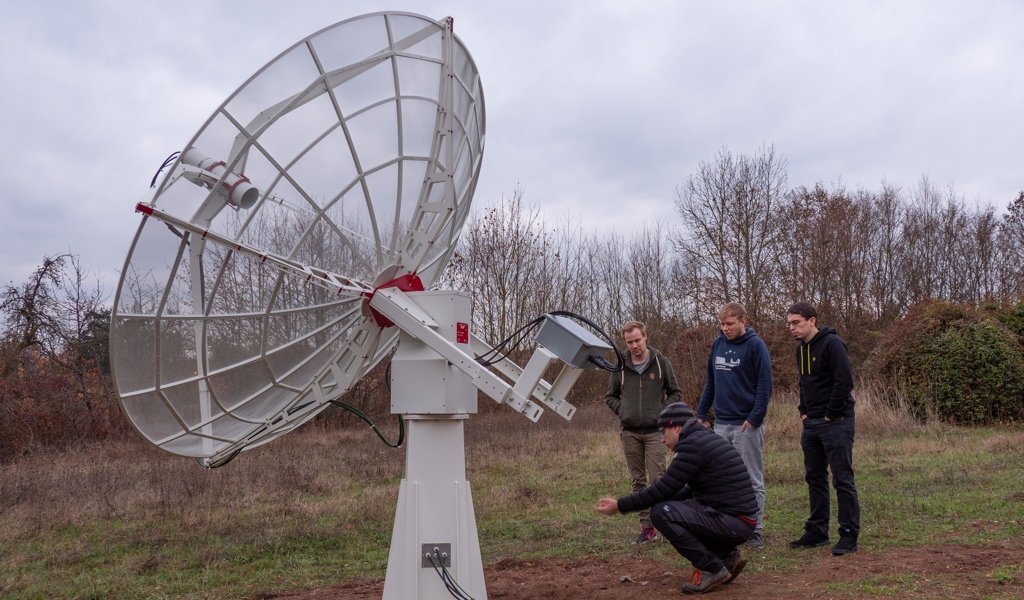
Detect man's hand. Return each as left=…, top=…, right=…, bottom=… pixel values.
left=740, top=420, right=754, bottom=432
left=595, top=497, right=619, bottom=515
left=699, top=419, right=710, bottom=428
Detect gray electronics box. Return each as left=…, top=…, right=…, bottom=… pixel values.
left=535, top=314, right=612, bottom=369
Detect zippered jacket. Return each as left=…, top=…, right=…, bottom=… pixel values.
left=617, top=418, right=758, bottom=517
left=604, top=347, right=682, bottom=434
left=695, top=328, right=772, bottom=427
left=795, top=326, right=855, bottom=420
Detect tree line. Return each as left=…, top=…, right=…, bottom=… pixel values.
left=2, top=145, right=1022, bottom=458
left=445, top=146, right=1024, bottom=397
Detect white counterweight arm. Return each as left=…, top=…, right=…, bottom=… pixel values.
left=469, top=333, right=580, bottom=421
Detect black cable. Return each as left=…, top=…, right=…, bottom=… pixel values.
left=328, top=400, right=404, bottom=448
left=439, top=559, right=475, bottom=599
left=478, top=316, right=546, bottom=364
left=545, top=310, right=625, bottom=373
left=475, top=311, right=624, bottom=372
left=196, top=447, right=241, bottom=469
left=427, top=551, right=474, bottom=600
left=150, top=151, right=181, bottom=188
left=428, top=555, right=463, bottom=599
left=482, top=323, right=536, bottom=365
left=475, top=315, right=546, bottom=366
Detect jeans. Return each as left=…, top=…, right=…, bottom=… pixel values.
left=801, top=416, right=860, bottom=537
left=651, top=499, right=754, bottom=572
left=620, top=430, right=667, bottom=528
left=713, top=422, right=765, bottom=534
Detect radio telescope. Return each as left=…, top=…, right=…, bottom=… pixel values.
left=110, top=12, right=611, bottom=600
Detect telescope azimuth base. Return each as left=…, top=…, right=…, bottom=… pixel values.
left=382, top=291, right=486, bottom=599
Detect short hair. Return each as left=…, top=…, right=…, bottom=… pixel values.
left=719, top=302, right=747, bottom=321
left=787, top=302, right=818, bottom=320
left=620, top=320, right=647, bottom=337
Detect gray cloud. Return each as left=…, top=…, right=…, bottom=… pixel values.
left=1, top=0, right=1021, bottom=289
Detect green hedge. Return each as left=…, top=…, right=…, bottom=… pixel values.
left=871, top=301, right=1024, bottom=424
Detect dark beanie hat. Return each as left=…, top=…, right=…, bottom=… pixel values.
left=657, top=402, right=694, bottom=428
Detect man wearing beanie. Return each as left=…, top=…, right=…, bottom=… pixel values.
left=596, top=402, right=758, bottom=594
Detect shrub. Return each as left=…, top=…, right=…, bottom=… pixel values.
left=870, top=301, right=1024, bottom=424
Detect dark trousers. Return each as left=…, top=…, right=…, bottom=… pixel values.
left=801, top=416, right=861, bottom=537
left=650, top=499, right=754, bottom=572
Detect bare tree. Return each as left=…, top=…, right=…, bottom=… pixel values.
left=446, top=188, right=552, bottom=344
left=1, top=254, right=70, bottom=377
left=867, top=183, right=905, bottom=321
left=1, top=254, right=116, bottom=453
left=997, top=192, right=1024, bottom=299
left=672, top=145, right=788, bottom=324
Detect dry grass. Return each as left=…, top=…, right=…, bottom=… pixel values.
left=0, top=402, right=620, bottom=542
left=2, top=381, right=1022, bottom=599
left=763, top=378, right=940, bottom=456
left=982, top=431, right=1024, bottom=455
left=0, top=381, right=930, bottom=539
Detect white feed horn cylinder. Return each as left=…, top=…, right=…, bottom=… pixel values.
left=181, top=147, right=260, bottom=209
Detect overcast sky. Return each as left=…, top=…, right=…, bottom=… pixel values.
left=2, top=1, right=1021, bottom=293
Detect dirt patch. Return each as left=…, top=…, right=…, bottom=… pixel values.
left=268, top=538, right=1024, bottom=599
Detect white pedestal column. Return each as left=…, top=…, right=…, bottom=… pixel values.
left=382, top=291, right=486, bottom=599
left=382, top=416, right=486, bottom=599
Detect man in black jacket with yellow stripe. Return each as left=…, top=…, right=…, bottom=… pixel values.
left=596, top=403, right=757, bottom=594
left=786, top=301, right=861, bottom=556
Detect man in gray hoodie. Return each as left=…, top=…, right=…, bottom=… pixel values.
left=604, top=320, right=682, bottom=543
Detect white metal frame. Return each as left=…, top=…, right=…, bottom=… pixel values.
left=111, top=13, right=485, bottom=460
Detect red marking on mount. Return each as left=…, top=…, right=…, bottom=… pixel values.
left=362, top=273, right=425, bottom=327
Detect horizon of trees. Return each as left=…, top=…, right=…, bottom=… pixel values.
left=3, top=144, right=1023, bottom=457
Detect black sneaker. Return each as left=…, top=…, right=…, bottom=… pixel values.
left=789, top=531, right=830, bottom=549
left=722, top=550, right=747, bottom=584
left=832, top=535, right=858, bottom=555
left=681, top=566, right=731, bottom=594
left=744, top=532, right=764, bottom=549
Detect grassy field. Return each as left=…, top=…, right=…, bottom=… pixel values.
left=2, top=385, right=1023, bottom=599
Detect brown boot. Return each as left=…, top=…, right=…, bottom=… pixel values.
left=722, top=550, right=747, bottom=584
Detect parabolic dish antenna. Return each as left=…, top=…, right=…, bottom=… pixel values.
left=110, top=12, right=485, bottom=461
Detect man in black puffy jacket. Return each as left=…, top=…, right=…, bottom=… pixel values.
left=596, top=402, right=757, bottom=594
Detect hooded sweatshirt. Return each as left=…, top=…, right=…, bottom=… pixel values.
left=604, top=347, right=682, bottom=433
left=796, top=326, right=855, bottom=420
left=695, top=328, right=772, bottom=427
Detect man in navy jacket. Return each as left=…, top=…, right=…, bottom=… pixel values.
left=696, top=303, right=772, bottom=548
